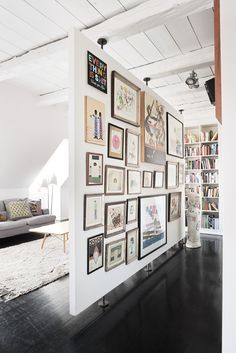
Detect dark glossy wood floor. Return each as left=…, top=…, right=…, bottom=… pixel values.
left=0, top=235, right=222, bottom=353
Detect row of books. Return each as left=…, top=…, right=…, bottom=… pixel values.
left=201, top=130, right=218, bottom=142
left=201, top=215, right=220, bottom=230
left=202, top=172, right=219, bottom=184
left=185, top=146, right=200, bottom=156
left=186, top=159, right=201, bottom=170
left=186, top=186, right=200, bottom=195
left=202, top=186, right=219, bottom=197
left=201, top=144, right=218, bottom=156
left=202, top=199, right=219, bottom=211
left=201, top=158, right=219, bottom=170
left=185, top=173, right=201, bottom=184
left=184, top=132, right=199, bottom=143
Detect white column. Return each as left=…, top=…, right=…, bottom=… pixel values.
left=221, top=1, right=236, bottom=351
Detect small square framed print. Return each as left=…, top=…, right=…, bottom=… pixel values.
left=84, top=194, right=104, bottom=230
left=126, top=198, right=138, bottom=224
left=105, top=201, right=126, bottom=238
left=126, top=228, right=138, bottom=264
left=87, top=234, right=103, bottom=274
left=166, top=162, right=179, bottom=189
left=105, top=238, right=126, bottom=271
left=108, top=123, right=124, bottom=160
left=86, top=152, right=103, bottom=186
left=125, top=129, right=140, bottom=167
left=127, top=169, right=141, bottom=194
left=154, top=171, right=164, bottom=188
left=142, top=171, right=153, bottom=188
left=105, top=165, right=125, bottom=195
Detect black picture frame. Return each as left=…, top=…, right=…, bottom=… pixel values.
left=166, top=161, right=179, bottom=189
left=87, top=51, right=107, bottom=94
left=87, top=234, right=104, bottom=274
left=108, top=123, right=124, bottom=160
left=142, top=171, right=153, bottom=188
left=104, top=201, right=126, bottom=238
left=126, top=198, right=138, bottom=224
left=166, top=112, right=184, bottom=159
left=168, top=192, right=182, bottom=222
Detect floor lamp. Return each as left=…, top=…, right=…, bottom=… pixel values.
left=41, top=178, right=49, bottom=210
left=49, top=174, right=58, bottom=215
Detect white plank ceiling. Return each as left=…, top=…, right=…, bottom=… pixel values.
left=0, top=0, right=216, bottom=122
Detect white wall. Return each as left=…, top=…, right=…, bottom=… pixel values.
left=221, top=1, right=236, bottom=351
left=69, top=30, right=185, bottom=315
left=0, top=82, right=69, bottom=219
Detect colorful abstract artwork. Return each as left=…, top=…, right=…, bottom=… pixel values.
left=87, top=51, right=107, bottom=93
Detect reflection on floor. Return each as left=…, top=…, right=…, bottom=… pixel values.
left=0, top=235, right=222, bottom=353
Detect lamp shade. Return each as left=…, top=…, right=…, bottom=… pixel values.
left=49, top=174, right=58, bottom=185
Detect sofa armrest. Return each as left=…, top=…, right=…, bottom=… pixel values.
left=42, top=209, right=49, bottom=215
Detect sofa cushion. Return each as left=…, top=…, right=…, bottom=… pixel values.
left=0, top=211, right=7, bottom=222
left=0, top=200, right=5, bottom=212
left=27, top=215, right=56, bottom=227
left=29, top=200, right=43, bottom=216
left=4, top=199, right=32, bottom=221
left=0, top=219, right=28, bottom=231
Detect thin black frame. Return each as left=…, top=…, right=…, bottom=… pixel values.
left=126, top=228, right=139, bottom=264
left=168, top=192, right=182, bottom=222
left=87, top=233, right=104, bottom=275
left=125, top=129, right=140, bottom=167
left=142, top=171, right=153, bottom=188
left=166, top=161, right=179, bottom=189
left=154, top=170, right=164, bottom=189
left=107, top=123, right=124, bottom=160
left=87, top=51, right=107, bottom=94
left=166, top=112, right=184, bottom=159
left=104, top=201, right=126, bottom=238
left=138, top=194, right=167, bottom=259
left=126, top=198, right=138, bottom=224
left=105, top=165, right=125, bottom=195
left=84, top=194, right=104, bottom=230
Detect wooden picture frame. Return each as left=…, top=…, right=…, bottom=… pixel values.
left=125, top=129, right=140, bottom=167
left=138, top=194, right=167, bottom=259
left=111, top=71, right=140, bottom=127
left=142, top=171, right=153, bottom=188
left=108, top=123, right=124, bottom=160
left=126, top=228, right=138, bottom=264
left=126, top=198, right=138, bottom=224
left=166, top=162, right=179, bottom=189
left=85, top=96, right=105, bottom=146
left=127, top=169, right=141, bottom=195
left=168, top=192, right=182, bottom=222
left=86, top=152, right=103, bottom=186
left=84, top=194, right=104, bottom=230
left=154, top=171, right=164, bottom=189
left=104, top=201, right=126, bottom=238
left=105, top=238, right=126, bottom=271
left=87, top=234, right=103, bottom=274
left=105, top=165, right=125, bottom=195
left=167, top=112, right=184, bottom=159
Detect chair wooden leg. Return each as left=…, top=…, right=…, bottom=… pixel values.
left=63, top=234, right=66, bottom=253
left=41, top=233, right=48, bottom=249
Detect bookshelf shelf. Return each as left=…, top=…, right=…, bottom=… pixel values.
left=185, top=123, right=220, bottom=234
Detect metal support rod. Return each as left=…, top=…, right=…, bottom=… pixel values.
left=145, top=262, right=153, bottom=273
left=98, top=295, right=109, bottom=308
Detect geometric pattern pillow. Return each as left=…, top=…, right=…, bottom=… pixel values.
left=29, top=200, right=42, bottom=216
left=6, top=200, right=32, bottom=221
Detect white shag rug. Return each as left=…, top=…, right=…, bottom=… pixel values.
left=0, top=236, right=69, bottom=302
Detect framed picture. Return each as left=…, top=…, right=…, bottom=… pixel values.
left=108, top=123, right=124, bottom=160
left=84, top=194, right=104, bottom=230
left=139, top=194, right=167, bottom=259
left=166, top=162, right=179, bottom=189
left=86, top=152, right=103, bottom=186
left=126, top=228, right=138, bottom=264
left=85, top=96, right=105, bottom=146
left=105, top=165, right=125, bottom=195
left=140, top=92, right=166, bottom=165
left=179, top=163, right=184, bottom=185
left=127, top=169, right=141, bottom=194
left=125, top=129, right=140, bottom=167
left=105, top=238, right=126, bottom=271
left=154, top=171, right=164, bottom=188
left=87, top=234, right=103, bottom=274
left=142, top=171, right=153, bottom=188
left=167, top=113, right=184, bottom=158
left=105, top=201, right=126, bottom=237
left=111, top=71, right=140, bottom=126
left=126, top=198, right=138, bottom=224
left=87, top=51, right=107, bottom=94
left=168, top=192, right=181, bottom=222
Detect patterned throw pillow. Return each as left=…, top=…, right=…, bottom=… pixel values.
left=0, top=211, right=7, bottom=222
left=5, top=200, right=32, bottom=221
left=29, top=200, right=43, bottom=216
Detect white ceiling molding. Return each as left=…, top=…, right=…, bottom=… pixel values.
left=130, top=46, right=214, bottom=79
left=84, top=0, right=213, bottom=42
left=38, top=88, right=68, bottom=106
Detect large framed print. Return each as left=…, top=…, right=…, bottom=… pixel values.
left=84, top=194, right=104, bottom=230
left=126, top=228, right=138, bottom=264
left=126, top=198, right=138, bottom=224
left=138, top=194, right=167, bottom=259
left=105, top=201, right=126, bottom=237
left=108, top=123, right=124, bottom=160
left=127, top=170, right=141, bottom=194
left=141, top=92, right=166, bottom=165
left=87, top=234, right=103, bottom=274
left=105, top=165, right=125, bottom=195
left=168, top=192, right=181, bottom=222
left=105, top=238, right=126, bottom=271
left=85, top=96, right=105, bottom=146
left=154, top=171, right=164, bottom=188
left=166, top=162, right=179, bottom=189
left=167, top=113, right=184, bottom=158
left=86, top=152, right=103, bottom=186
left=87, top=51, right=107, bottom=94
left=111, top=71, right=140, bottom=126
left=125, top=129, right=140, bottom=167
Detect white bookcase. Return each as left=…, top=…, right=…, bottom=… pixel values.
left=184, top=124, right=221, bottom=235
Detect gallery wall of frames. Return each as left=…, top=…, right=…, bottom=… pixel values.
left=69, top=30, right=185, bottom=315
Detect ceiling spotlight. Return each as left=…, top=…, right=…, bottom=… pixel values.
left=185, top=70, right=199, bottom=89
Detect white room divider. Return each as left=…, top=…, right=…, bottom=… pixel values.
left=69, top=29, right=185, bottom=316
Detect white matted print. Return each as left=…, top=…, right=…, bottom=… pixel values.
left=142, top=171, right=153, bottom=188
left=125, top=129, right=139, bottom=167
left=166, top=162, right=178, bottom=189
left=167, top=113, right=184, bottom=158
left=105, top=165, right=125, bottom=195
left=84, top=194, right=104, bottom=230
left=126, top=198, right=138, bottom=224
left=105, top=201, right=126, bottom=237
left=127, top=170, right=141, bottom=194
left=126, top=228, right=138, bottom=264
left=105, top=238, right=126, bottom=271
left=154, top=171, right=164, bottom=188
